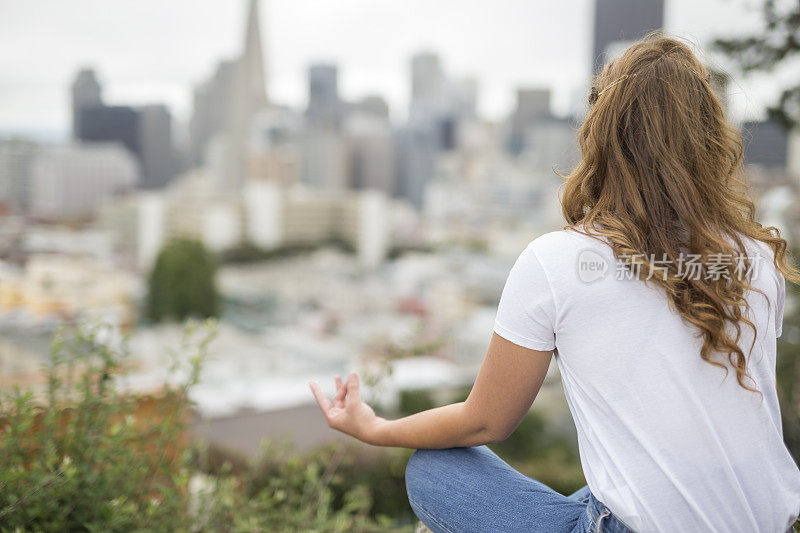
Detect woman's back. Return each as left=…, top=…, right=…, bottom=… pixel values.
left=494, top=228, right=800, bottom=531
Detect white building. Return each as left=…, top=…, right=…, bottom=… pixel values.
left=134, top=172, right=391, bottom=270
left=30, top=143, right=138, bottom=221
left=0, top=139, right=39, bottom=212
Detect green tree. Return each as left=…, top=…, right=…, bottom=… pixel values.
left=777, top=277, right=800, bottom=461
left=146, top=238, right=220, bottom=322
left=712, top=0, right=800, bottom=128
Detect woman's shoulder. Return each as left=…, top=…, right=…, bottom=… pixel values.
left=527, top=226, right=611, bottom=256
left=521, top=228, right=614, bottom=283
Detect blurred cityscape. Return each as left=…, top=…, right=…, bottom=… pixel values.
left=1, top=0, right=798, bottom=457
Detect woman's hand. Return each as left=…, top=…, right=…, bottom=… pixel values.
left=309, top=373, right=384, bottom=444
left=309, top=334, right=552, bottom=449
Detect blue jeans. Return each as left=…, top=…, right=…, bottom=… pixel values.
left=405, top=446, right=635, bottom=533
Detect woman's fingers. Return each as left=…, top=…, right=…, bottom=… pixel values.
left=346, top=372, right=361, bottom=403
left=333, top=375, right=346, bottom=407
left=308, top=382, right=332, bottom=416
left=309, top=374, right=378, bottom=441
left=309, top=373, right=363, bottom=423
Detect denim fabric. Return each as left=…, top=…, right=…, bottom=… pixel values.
left=405, top=446, right=636, bottom=533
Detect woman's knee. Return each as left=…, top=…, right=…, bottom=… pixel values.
left=405, top=447, right=495, bottom=532
left=406, top=449, right=446, bottom=496
left=405, top=448, right=435, bottom=495
left=405, top=449, right=460, bottom=530
left=405, top=447, right=485, bottom=500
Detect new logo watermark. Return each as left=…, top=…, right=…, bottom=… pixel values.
left=577, top=249, right=609, bottom=283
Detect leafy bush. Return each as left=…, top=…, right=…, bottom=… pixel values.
left=219, top=239, right=355, bottom=265
left=0, top=321, right=210, bottom=531
left=194, top=442, right=412, bottom=532
left=146, top=238, right=220, bottom=323
left=0, top=321, right=409, bottom=532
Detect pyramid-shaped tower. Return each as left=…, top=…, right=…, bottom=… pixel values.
left=240, top=0, right=268, bottom=109
left=225, top=0, right=269, bottom=188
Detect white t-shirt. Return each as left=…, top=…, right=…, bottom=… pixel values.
left=493, top=228, right=800, bottom=532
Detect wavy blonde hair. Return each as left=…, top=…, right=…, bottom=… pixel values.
left=561, top=34, right=798, bottom=391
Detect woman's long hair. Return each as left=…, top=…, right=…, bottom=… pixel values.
left=561, top=34, right=798, bottom=391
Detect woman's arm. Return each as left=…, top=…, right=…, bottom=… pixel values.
left=309, top=332, right=553, bottom=449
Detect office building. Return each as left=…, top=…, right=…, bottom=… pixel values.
left=30, top=143, right=138, bottom=220
left=592, top=0, right=664, bottom=72
left=77, top=105, right=140, bottom=161
left=742, top=119, right=789, bottom=169
left=411, top=52, right=444, bottom=110
left=307, top=63, right=341, bottom=129
left=346, top=115, right=396, bottom=194
left=190, top=60, right=238, bottom=166
left=138, top=105, right=175, bottom=188
left=0, top=139, right=39, bottom=212
left=71, top=69, right=102, bottom=139
left=508, top=88, right=553, bottom=154
left=188, top=0, right=269, bottom=188
left=395, top=124, right=437, bottom=207
left=70, top=69, right=176, bottom=188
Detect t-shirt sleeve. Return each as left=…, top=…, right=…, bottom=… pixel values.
left=493, top=244, right=557, bottom=351
left=776, top=270, right=785, bottom=339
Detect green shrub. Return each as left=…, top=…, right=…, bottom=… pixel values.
left=0, top=321, right=412, bottom=532
left=0, top=321, right=211, bottom=532
left=219, top=239, right=355, bottom=265
left=146, top=238, right=220, bottom=323
left=397, top=389, right=436, bottom=416
left=194, top=441, right=412, bottom=532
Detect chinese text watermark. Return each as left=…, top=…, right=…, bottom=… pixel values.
left=577, top=249, right=763, bottom=283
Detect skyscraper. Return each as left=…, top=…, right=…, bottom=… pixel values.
left=190, top=0, right=269, bottom=188
left=592, top=0, right=664, bottom=72
left=307, top=63, right=341, bottom=128
left=239, top=0, right=268, bottom=110
left=189, top=60, right=238, bottom=165
left=70, top=68, right=176, bottom=189
left=71, top=69, right=102, bottom=139
left=346, top=115, right=395, bottom=194
left=395, top=124, right=437, bottom=208
left=226, top=0, right=270, bottom=188
left=508, top=88, right=553, bottom=154
left=742, top=119, right=789, bottom=169
left=138, top=105, right=175, bottom=189
left=408, top=52, right=473, bottom=151
left=410, top=52, right=444, bottom=122
left=77, top=105, right=141, bottom=160
left=411, top=53, right=444, bottom=105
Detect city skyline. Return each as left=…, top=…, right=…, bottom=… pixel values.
left=0, top=0, right=777, bottom=140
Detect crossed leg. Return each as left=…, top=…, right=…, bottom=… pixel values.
left=405, top=446, right=591, bottom=533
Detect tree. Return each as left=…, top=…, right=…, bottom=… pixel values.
left=146, top=238, right=221, bottom=322
left=712, top=0, right=800, bottom=129
left=777, top=276, right=800, bottom=461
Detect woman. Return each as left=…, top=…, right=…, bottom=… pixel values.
left=309, top=35, right=800, bottom=532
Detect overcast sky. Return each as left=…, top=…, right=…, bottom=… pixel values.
left=0, top=0, right=787, bottom=139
